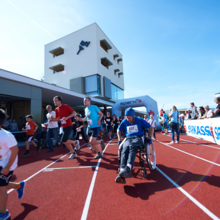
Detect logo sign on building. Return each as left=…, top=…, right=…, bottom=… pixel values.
left=77, top=40, right=90, bottom=55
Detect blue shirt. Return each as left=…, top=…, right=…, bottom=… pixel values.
left=118, top=116, right=151, bottom=137
left=170, top=110, right=179, bottom=123
left=163, top=113, right=168, bottom=123
left=85, top=105, right=101, bottom=128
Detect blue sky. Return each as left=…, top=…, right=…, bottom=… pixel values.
left=1, top=0, right=219, bottom=110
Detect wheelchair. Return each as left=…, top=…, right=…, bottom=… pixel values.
left=118, top=134, right=156, bottom=178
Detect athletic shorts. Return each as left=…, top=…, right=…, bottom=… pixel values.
left=106, top=124, right=112, bottom=132
left=61, top=126, right=72, bottom=143
left=164, top=122, right=168, bottom=129
left=25, top=135, right=34, bottom=142
left=0, top=167, right=14, bottom=187
left=87, top=127, right=99, bottom=138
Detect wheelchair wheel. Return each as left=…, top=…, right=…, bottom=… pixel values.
left=146, top=141, right=156, bottom=171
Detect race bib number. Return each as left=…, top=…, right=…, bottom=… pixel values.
left=60, top=119, right=66, bottom=125
left=87, top=119, right=93, bottom=125
left=127, top=125, right=138, bottom=134
left=26, top=125, right=30, bottom=130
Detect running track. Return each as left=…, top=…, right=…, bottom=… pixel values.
left=7, top=133, right=220, bottom=219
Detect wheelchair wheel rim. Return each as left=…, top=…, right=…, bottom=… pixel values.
left=147, top=143, right=156, bottom=170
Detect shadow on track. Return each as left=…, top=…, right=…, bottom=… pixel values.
left=124, top=164, right=220, bottom=200
left=13, top=203, right=38, bottom=220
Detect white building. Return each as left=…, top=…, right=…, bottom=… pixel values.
left=44, top=23, right=124, bottom=102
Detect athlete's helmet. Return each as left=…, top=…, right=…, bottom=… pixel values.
left=125, top=107, right=135, bottom=117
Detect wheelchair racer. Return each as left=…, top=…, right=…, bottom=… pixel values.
left=116, top=107, right=153, bottom=183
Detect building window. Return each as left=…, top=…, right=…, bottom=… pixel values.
left=101, top=57, right=113, bottom=69
left=113, top=54, right=119, bottom=60
left=100, top=39, right=112, bottom=52
left=84, top=74, right=101, bottom=96
left=111, top=84, right=124, bottom=100
left=49, top=64, right=64, bottom=74
left=117, top=58, right=122, bottom=64
left=114, top=69, right=120, bottom=75
left=49, top=47, right=64, bottom=57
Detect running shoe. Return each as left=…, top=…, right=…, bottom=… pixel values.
left=75, top=140, right=80, bottom=150
left=170, top=141, right=174, bottom=144
left=115, top=175, right=126, bottom=184
left=94, top=152, right=102, bottom=159
left=68, top=153, right=77, bottom=159
left=17, top=181, right=26, bottom=199
left=0, top=210, right=10, bottom=220
left=175, top=141, right=179, bottom=144
left=100, top=140, right=105, bottom=151
left=23, top=150, right=30, bottom=157
left=119, top=166, right=132, bottom=178
left=88, top=144, right=92, bottom=150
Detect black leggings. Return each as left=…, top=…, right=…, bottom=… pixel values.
left=74, top=130, right=88, bottom=143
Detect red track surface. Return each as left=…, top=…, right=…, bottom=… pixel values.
left=7, top=133, right=220, bottom=220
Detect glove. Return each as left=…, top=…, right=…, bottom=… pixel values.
left=118, top=141, right=122, bottom=146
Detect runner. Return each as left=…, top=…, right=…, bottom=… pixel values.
left=52, top=96, right=80, bottom=159
left=0, top=109, right=26, bottom=220
left=112, top=115, right=118, bottom=138
left=148, top=114, right=157, bottom=140
left=74, top=114, right=92, bottom=150
left=105, top=112, right=113, bottom=139
left=162, top=111, right=168, bottom=135
left=22, top=115, right=39, bottom=157
left=45, top=105, right=61, bottom=152
left=83, top=97, right=105, bottom=159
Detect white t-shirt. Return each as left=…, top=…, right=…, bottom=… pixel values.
left=0, top=128, right=18, bottom=171
left=47, top=111, right=58, bottom=129
left=207, top=109, right=213, bottom=118
left=148, top=119, right=157, bottom=128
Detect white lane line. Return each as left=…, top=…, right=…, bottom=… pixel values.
left=179, top=137, right=220, bottom=150
left=7, top=153, right=69, bottom=194
left=81, top=139, right=114, bottom=220
left=156, top=166, right=220, bottom=220
left=8, top=143, right=87, bottom=194
left=157, top=140, right=220, bottom=166
left=43, top=166, right=96, bottom=172
left=165, top=134, right=220, bottom=150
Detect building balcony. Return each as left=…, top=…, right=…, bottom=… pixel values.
left=100, top=39, right=112, bottom=52
left=49, top=47, right=64, bottom=57
left=101, top=57, right=113, bottom=69
left=49, top=64, right=64, bottom=74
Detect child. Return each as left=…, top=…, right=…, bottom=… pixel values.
left=74, top=114, right=90, bottom=150
left=22, top=115, right=39, bottom=157
left=0, top=109, right=26, bottom=220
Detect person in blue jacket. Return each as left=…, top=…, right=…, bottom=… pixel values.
left=116, top=107, right=152, bottom=183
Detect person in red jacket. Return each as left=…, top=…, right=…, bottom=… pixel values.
left=52, top=96, right=80, bottom=159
